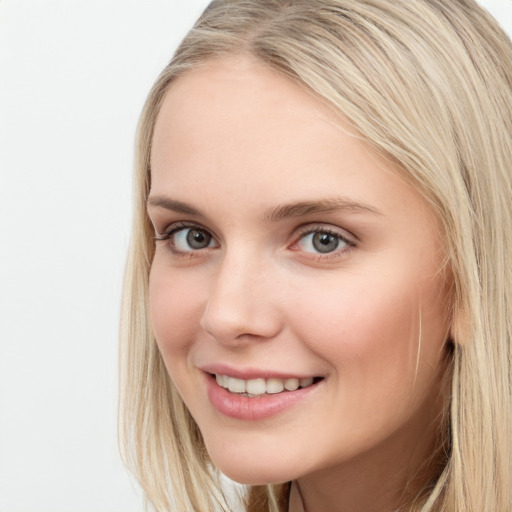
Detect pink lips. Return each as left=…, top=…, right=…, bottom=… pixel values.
left=200, top=363, right=315, bottom=381
left=203, top=371, right=321, bottom=421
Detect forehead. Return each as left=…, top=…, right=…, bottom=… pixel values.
left=151, top=56, right=341, bottom=159
left=152, top=57, right=390, bottom=184
left=150, top=56, right=429, bottom=224
left=153, top=55, right=334, bottom=129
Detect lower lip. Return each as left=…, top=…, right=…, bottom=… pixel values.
left=204, top=373, right=321, bottom=421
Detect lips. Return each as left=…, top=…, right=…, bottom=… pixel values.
left=202, top=368, right=323, bottom=420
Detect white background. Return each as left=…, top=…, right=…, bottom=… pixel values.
left=0, top=1, right=510, bottom=511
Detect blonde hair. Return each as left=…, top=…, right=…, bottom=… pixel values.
left=119, top=1, right=512, bottom=510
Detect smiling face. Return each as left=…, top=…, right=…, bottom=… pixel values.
left=147, top=56, right=452, bottom=495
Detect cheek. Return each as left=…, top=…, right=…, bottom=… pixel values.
left=148, top=260, right=205, bottom=363
left=289, top=268, right=450, bottom=401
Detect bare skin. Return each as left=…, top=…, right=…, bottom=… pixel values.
left=148, top=56, right=451, bottom=512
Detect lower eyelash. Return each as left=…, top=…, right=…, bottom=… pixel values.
left=154, top=222, right=217, bottom=258
left=154, top=223, right=355, bottom=261
left=154, top=232, right=170, bottom=242
left=293, top=226, right=356, bottom=261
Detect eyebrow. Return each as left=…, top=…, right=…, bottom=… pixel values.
left=147, top=196, right=206, bottom=218
left=264, top=197, right=382, bottom=221
left=147, top=195, right=382, bottom=220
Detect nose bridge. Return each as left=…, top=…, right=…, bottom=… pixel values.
left=200, top=246, right=281, bottom=343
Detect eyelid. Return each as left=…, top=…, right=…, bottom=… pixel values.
left=153, top=220, right=356, bottom=260
left=295, top=222, right=356, bottom=242
left=290, top=223, right=356, bottom=257
left=154, top=221, right=219, bottom=255
left=155, top=221, right=209, bottom=239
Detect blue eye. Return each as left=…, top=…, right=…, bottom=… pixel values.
left=172, top=227, right=216, bottom=252
left=297, top=230, right=348, bottom=254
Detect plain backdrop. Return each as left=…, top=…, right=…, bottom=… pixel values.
left=0, top=1, right=510, bottom=511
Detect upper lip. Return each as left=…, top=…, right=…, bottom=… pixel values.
left=200, top=363, right=319, bottom=381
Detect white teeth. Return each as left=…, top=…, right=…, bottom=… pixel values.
left=266, top=378, right=285, bottom=394
left=215, top=374, right=317, bottom=395
left=284, top=378, right=300, bottom=391
left=246, top=378, right=266, bottom=395
left=299, top=377, right=314, bottom=388
left=216, top=374, right=228, bottom=387
left=228, top=377, right=246, bottom=393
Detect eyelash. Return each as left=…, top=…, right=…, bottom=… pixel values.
left=154, top=222, right=356, bottom=259
left=154, top=222, right=215, bottom=254
left=292, top=225, right=356, bottom=259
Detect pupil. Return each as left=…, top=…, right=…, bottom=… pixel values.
left=187, top=229, right=211, bottom=249
left=313, top=232, right=339, bottom=253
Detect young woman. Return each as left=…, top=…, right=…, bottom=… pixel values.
left=119, top=1, right=512, bottom=510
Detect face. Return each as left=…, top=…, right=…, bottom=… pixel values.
left=148, top=57, right=451, bottom=487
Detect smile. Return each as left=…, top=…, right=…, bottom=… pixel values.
left=204, top=371, right=323, bottom=420
left=214, top=374, right=317, bottom=396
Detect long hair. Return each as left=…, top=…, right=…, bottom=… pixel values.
left=119, top=1, right=512, bottom=510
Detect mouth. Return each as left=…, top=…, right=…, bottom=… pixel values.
left=209, top=373, right=324, bottom=397
left=203, top=370, right=324, bottom=420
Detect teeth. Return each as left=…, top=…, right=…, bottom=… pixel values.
left=284, top=378, right=300, bottom=391
left=228, top=377, right=246, bottom=393
left=246, top=378, right=266, bottom=395
left=300, top=377, right=313, bottom=388
left=266, top=378, right=285, bottom=394
left=215, top=374, right=317, bottom=396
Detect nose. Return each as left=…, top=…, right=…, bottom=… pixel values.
left=200, top=251, right=283, bottom=346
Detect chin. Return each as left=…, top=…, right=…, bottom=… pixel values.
left=207, top=448, right=298, bottom=485
left=219, top=467, right=291, bottom=486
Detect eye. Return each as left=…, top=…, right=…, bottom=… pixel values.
left=174, top=227, right=215, bottom=251
left=296, top=229, right=352, bottom=255
left=156, top=224, right=218, bottom=254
